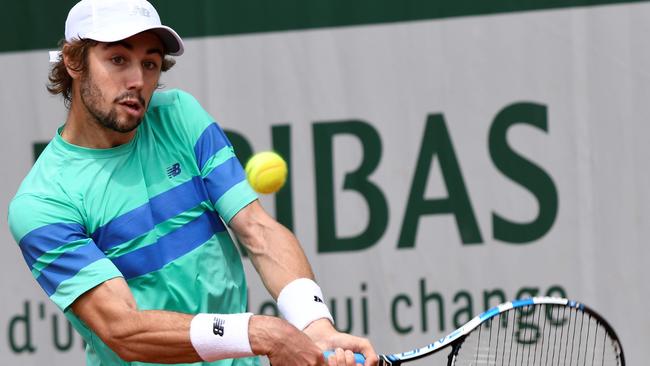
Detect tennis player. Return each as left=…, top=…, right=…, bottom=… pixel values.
left=8, top=1, right=377, bottom=365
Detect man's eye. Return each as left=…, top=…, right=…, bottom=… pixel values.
left=143, top=61, right=158, bottom=70
left=111, top=56, right=125, bottom=65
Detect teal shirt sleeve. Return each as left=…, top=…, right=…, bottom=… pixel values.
left=165, top=90, right=258, bottom=223
left=8, top=193, right=123, bottom=311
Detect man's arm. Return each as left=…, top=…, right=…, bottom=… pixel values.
left=70, top=277, right=198, bottom=363
left=229, top=200, right=378, bottom=366
left=71, top=277, right=326, bottom=365
left=228, top=200, right=314, bottom=298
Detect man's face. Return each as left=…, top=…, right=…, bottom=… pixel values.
left=79, top=31, right=164, bottom=133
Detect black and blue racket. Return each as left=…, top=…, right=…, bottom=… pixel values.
left=325, top=296, right=624, bottom=365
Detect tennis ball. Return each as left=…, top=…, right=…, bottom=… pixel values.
left=245, top=151, right=288, bottom=194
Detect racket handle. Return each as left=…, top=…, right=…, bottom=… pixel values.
left=323, top=350, right=366, bottom=364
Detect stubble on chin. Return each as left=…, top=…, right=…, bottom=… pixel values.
left=79, top=75, right=143, bottom=133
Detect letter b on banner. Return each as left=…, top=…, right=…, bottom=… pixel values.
left=313, top=120, right=388, bottom=252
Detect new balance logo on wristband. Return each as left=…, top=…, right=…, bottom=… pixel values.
left=313, top=295, right=323, bottom=303
left=212, top=317, right=225, bottom=336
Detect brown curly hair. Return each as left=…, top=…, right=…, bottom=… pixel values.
left=47, top=38, right=176, bottom=108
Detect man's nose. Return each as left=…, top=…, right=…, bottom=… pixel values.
left=125, top=64, right=144, bottom=90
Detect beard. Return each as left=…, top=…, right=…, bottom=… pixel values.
left=79, top=73, right=146, bottom=133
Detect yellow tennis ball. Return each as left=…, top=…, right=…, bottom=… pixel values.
left=245, top=151, right=288, bottom=194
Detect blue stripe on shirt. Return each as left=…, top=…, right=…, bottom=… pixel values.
left=194, top=123, right=230, bottom=171
left=91, top=176, right=209, bottom=251
left=89, top=123, right=239, bottom=253
left=36, top=241, right=106, bottom=296
left=110, top=210, right=226, bottom=279
left=203, top=156, right=247, bottom=204
left=19, top=222, right=87, bottom=269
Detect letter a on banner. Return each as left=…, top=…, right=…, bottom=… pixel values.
left=399, top=114, right=482, bottom=247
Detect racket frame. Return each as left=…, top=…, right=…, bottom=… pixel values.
left=377, top=296, right=625, bottom=366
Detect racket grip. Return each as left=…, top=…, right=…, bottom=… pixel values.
left=323, top=350, right=366, bottom=364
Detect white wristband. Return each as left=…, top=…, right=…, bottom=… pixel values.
left=189, top=313, right=254, bottom=361
left=277, top=278, right=334, bottom=330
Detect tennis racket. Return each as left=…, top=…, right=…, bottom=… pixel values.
left=325, top=296, right=624, bottom=365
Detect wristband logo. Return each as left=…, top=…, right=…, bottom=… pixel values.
left=212, top=317, right=225, bottom=337
left=314, top=295, right=323, bottom=303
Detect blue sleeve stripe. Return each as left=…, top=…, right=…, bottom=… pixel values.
left=19, top=223, right=87, bottom=269
left=91, top=176, right=209, bottom=251
left=194, top=123, right=230, bottom=171
left=110, top=210, right=225, bottom=280
left=203, top=157, right=247, bottom=205
left=36, top=242, right=106, bottom=296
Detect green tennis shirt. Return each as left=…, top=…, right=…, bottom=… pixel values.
left=8, top=89, right=259, bottom=366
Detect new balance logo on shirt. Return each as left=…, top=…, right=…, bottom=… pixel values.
left=213, top=317, right=225, bottom=336
left=166, top=163, right=181, bottom=178
left=314, top=295, right=323, bottom=303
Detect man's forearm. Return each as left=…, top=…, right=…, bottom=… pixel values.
left=82, top=307, right=313, bottom=364
left=99, top=309, right=199, bottom=363
left=71, top=278, right=203, bottom=363
left=72, top=278, right=257, bottom=364
left=232, top=201, right=315, bottom=299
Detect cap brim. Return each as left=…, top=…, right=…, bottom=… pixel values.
left=84, top=24, right=184, bottom=56
left=148, top=26, right=184, bottom=56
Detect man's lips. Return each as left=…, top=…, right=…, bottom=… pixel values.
left=118, top=99, right=144, bottom=116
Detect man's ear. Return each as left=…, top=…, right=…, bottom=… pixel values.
left=62, top=43, right=82, bottom=80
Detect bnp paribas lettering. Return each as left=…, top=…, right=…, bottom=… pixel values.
left=31, top=101, right=557, bottom=252
left=221, top=101, right=558, bottom=253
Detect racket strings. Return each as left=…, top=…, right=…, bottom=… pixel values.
left=449, top=304, right=622, bottom=366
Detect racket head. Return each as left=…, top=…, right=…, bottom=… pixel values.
left=380, top=297, right=624, bottom=366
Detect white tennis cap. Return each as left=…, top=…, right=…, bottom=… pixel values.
left=64, top=0, right=184, bottom=56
